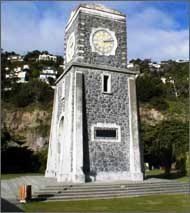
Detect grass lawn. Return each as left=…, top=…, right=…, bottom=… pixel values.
left=1, top=173, right=43, bottom=180
left=22, top=194, right=190, bottom=212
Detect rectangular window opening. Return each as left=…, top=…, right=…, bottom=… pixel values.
left=95, top=128, right=117, bottom=140
left=102, top=74, right=111, bottom=93
left=103, top=75, right=109, bottom=92
left=92, top=124, right=121, bottom=142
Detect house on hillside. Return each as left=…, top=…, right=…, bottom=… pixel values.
left=38, top=53, right=57, bottom=62
left=39, top=67, right=57, bottom=84
left=7, top=65, right=30, bottom=83
left=148, top=62, right=161, bottom=72
left=175, top=59, right=189, bottom=63
left=7, top=55, right=23, bottom=62
left=16, top=71, right=29, bottom=83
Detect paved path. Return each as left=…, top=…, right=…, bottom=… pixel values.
left=1, top=176, right=57, bottom=201
left=1, top=176, right=58, bottom=212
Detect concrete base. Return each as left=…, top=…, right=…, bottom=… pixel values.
left=45, top=169, right=56, bottom=178
left=95, top=172, right=144, bottom=182
left=57, top=173, right=85, bottom=183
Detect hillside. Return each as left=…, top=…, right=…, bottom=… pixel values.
left=2, top=104, right=52, bottom=151
left=1, top=58, right=189, bottom=174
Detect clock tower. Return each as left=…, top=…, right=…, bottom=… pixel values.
left=64, top=4, right=127, bottom=68
left=45, top=4, right=143, bottom=183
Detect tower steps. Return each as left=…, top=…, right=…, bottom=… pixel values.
left=33, top=181, right=190, bottom=201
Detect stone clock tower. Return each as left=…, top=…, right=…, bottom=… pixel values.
left=45, top=4, right=143, bottom=183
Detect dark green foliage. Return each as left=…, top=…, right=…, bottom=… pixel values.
left=136, top=73, right=164, bottom=102
left=1, top=146, right=48, bottom=173
left=8, top=79, right=53, bottom=107
left=150, top=97, right=169, bottom=111
left=129, top=58, right=150, bottom=73
left=34, top=149, right=48, bottom=173
left=1, top=124, right=48, bottom=173
left=57, top=67, right=64, bottom=78
left=36, top=124, right=50, bottom=137
left=1, top=53, right=19, bottom=96
left=56, top=56, right=64, bottom=66
left=142, top=120, right=189, bottom=174
left=161, top=61, right=188, bottom=98
left=24, top=50, right=41, bottom=61
left=1, top=127, right=11, bottom=150
left=31, top=69, right=40, bottom=78
left=176, top=155, right=187, bottom=175
left=135, top=59, right=188, bottom=108
left=1, top=133, right=48, bottom=173
left=1, top=147, right=39, bottom=173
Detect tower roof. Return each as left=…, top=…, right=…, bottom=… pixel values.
left=66, top=4, right=125, bottom=32
left=78, top=3, right=125, bottom=16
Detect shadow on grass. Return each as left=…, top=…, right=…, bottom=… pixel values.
left=145, top=171, right=186, bottom=180
left=1, top=198, right=24, bottom=212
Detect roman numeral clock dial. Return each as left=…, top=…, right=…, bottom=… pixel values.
left=90, top=28, right=117, bottom=56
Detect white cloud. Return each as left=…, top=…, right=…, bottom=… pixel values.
left=1, top=2, right=189, bottom=62
left=127, top=7, right=189, bottom=62
left=1, top=1, right=67, bottom=55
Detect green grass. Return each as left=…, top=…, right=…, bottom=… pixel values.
left=1, top=173, right=43, bottom=180
left=145, top=169, right=165, bottom=176
left=175, top=176, right=190, bottom=183
left=145, top=169, right=190, bottom=183
left=22, top=194, right=190, bottom=212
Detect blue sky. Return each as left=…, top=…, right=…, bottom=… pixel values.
left=1, top=1, right=189, bottom=62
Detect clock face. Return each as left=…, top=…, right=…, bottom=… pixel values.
left=91, top=28, right=117, bottom=56
left=66, top=32, right=75, bottom=63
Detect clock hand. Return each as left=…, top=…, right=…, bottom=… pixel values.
left=103, top=39, right=114, bottom=42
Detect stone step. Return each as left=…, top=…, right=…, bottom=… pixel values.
left=45, top=182, right=188, bottom=189
left=34, top=190, right=188, bottom=201
left=42, top=183, right=189, bottom=192
left=34, top=187, right=188, bottom=198
left=33, top=181, right=189, bottom=201
left=35, top=184, right=189, bottom=195
left=46, top=181, right=178, bottom=187
left=36, top=186, right=188, bottom=195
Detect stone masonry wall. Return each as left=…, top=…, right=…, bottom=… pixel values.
left=74, top=67, right=131, bottom=173
left=65, top=11, right=127, bottom=70
left=77, top=12, right=127, bottom=68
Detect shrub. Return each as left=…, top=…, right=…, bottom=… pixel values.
left=9, top=79, right=53, bottom=107
left=1, top=147, right=39, bottom=173
left=34, top=149, right=48, bottom=173
left=176, top=155, right=187, bottom=175
left=150, top=97, right=169, bottom=111
left=136, top=74, right=164, bottom=102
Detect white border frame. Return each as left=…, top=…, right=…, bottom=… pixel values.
left=66, top=7, right=125, bottom=32
left=61, top=80, right=65, bottom=100
left=91, top=123, right=121, bottom=143
left=90, top=28, right=118, bottom=56
left=66, top=32, right=75, bottom=63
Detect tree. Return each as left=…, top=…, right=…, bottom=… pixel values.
left=161, top=61, right=188, bottom=98
left=142, top=120, right=189, bottom=174
left=24, top=50, right=41, bottom=61
left=10, top=79, right=54, bottom=107
left=136, top=73, right=164, bottom=102
left=1, top=52, right=19, bottom=100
